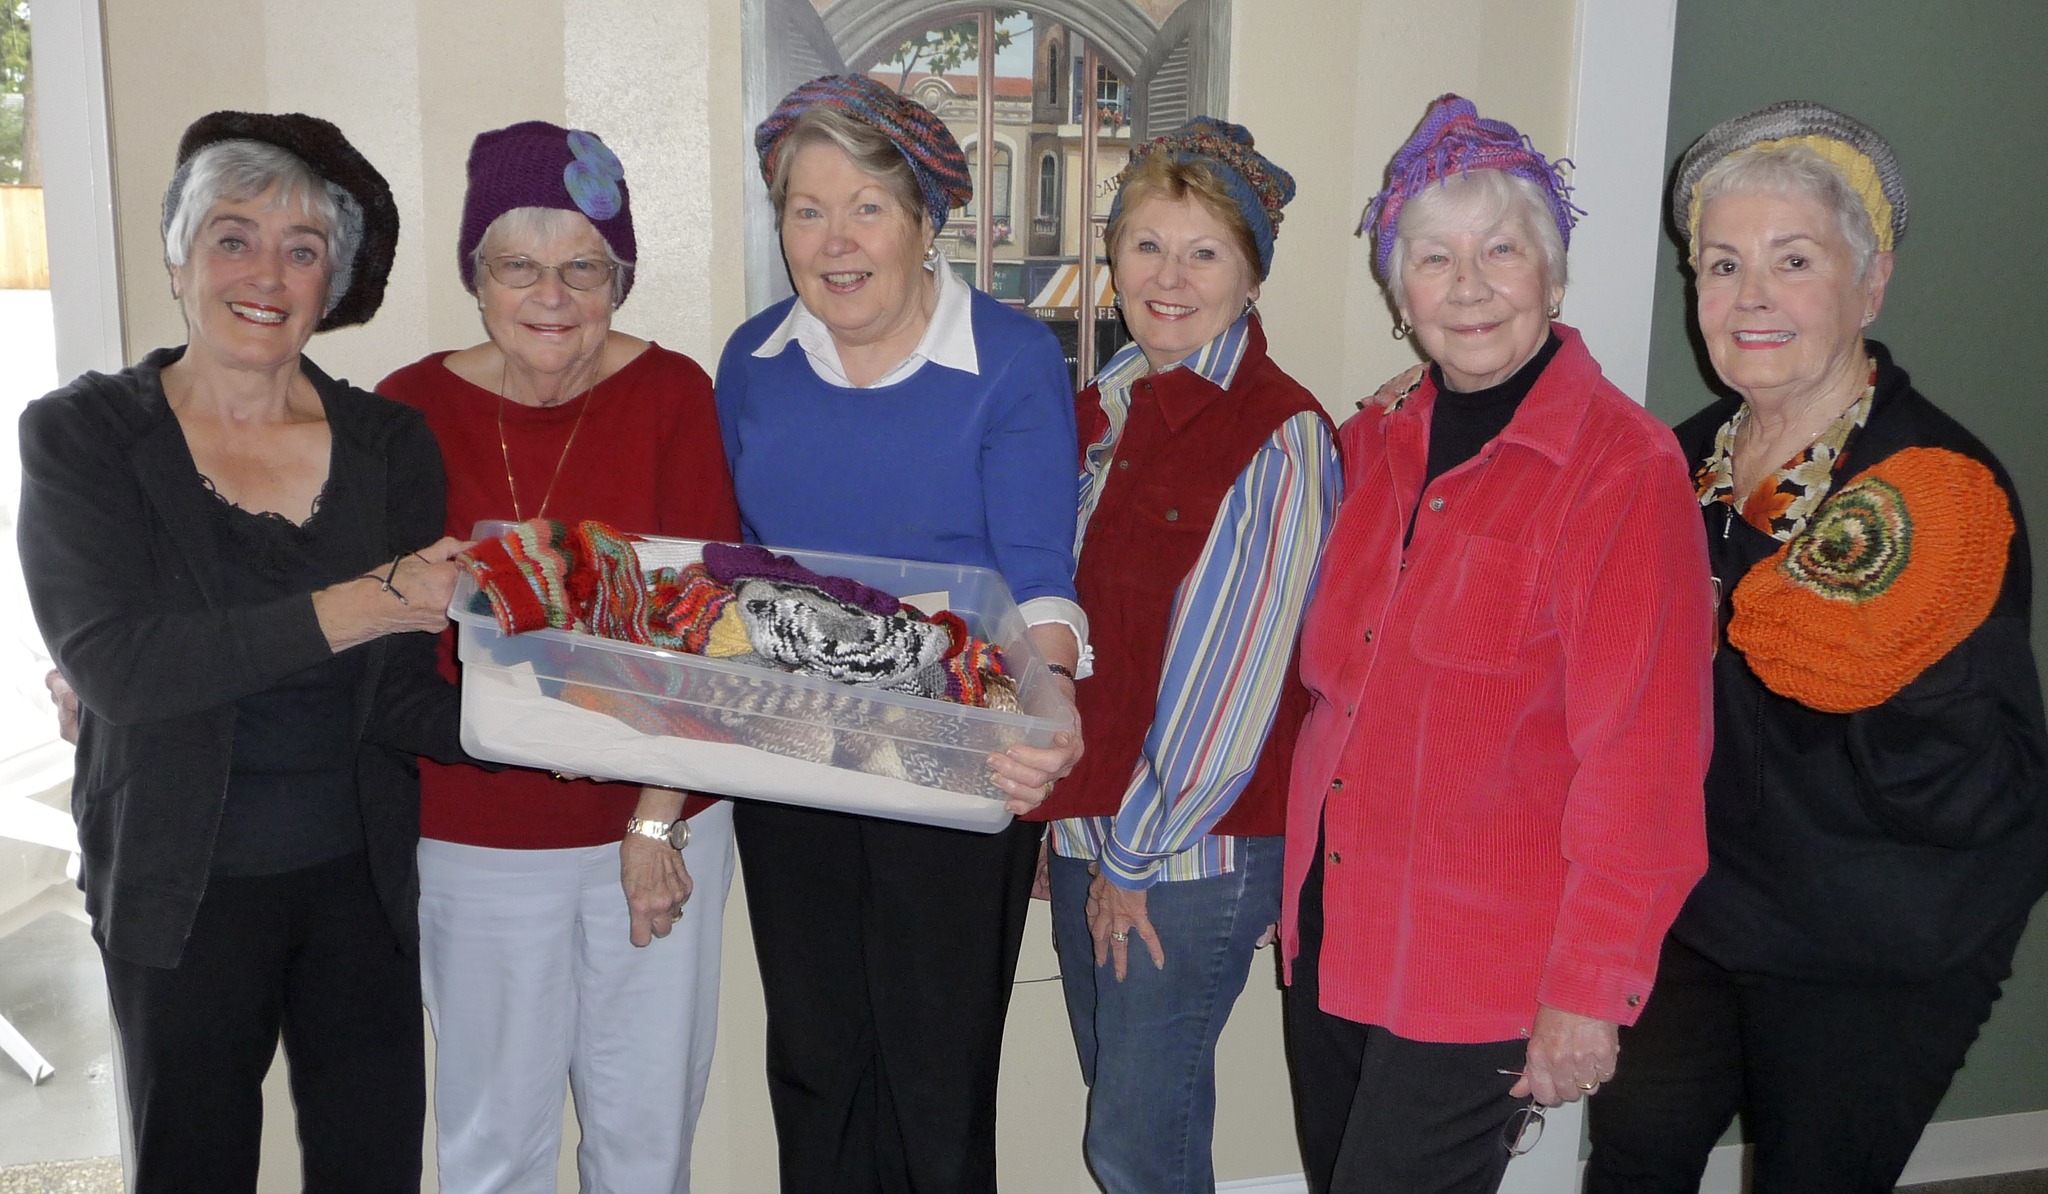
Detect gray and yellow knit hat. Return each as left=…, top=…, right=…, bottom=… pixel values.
left=1671, top=100, right=1907, bottom=263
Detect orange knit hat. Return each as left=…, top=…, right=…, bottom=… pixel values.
left=1728, top=447, right=2011, bottom=713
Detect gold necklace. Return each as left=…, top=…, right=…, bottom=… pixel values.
left=497, top=362, right=598, bottom=522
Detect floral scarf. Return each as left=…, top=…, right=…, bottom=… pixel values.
left=1694, top=359, right=1877, bottom=542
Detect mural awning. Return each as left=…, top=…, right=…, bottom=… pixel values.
left=1027, top=262, right=1116, bottom=317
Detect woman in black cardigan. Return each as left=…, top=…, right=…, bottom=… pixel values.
left=18, top=111, right=470, bottom=1193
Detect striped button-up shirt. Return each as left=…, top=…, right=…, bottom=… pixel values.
left=1051, top=318, right=1340, bottom=888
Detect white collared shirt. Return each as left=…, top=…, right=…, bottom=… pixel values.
left=748, top=250, right=1088, bottom=660
left=751, top=250, right=979, bottom=388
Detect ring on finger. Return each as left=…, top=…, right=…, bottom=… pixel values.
left=1109, top=930, right=1129, bottom=943
left=1578, top=1081, right=1598, bottom=1092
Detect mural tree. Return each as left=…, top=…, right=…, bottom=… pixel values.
left=885, top=7, right=1023, bottom=88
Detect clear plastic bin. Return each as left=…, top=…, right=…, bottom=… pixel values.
left=449, top=532, right=1063, bottom=833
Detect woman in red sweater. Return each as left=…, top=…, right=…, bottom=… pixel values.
left=1280, top=94, right=1715, bottom=1193
left=378, top=122, right=741, bottom=1194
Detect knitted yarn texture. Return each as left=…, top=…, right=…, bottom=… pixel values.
left=457, top=120, right=638, bottom=301
left=754, top=73, right=972, bottom=232
left=1356, top=93, right=1580, bottom=278
left=1728, top=447, right=2010, bottom=713
left=1672, top=99, right=1907, bottom=263
left=1109, top=116, right=1297, bottom=278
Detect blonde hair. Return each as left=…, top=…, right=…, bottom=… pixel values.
left=1104, top=153, right=1262, bottom=278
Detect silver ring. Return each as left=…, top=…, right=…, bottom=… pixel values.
left=1110, top=930, right=1129, bottom=943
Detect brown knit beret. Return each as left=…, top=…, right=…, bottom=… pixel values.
left=168, top=111, right=400, bottom=332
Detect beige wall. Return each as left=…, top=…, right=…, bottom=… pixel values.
left=96, top=1, right=1580, bottom=1188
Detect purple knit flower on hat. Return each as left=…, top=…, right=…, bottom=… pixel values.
left=564, top=130, right=624, bottom=222
left=1356, top=94, right=1582, bottom=278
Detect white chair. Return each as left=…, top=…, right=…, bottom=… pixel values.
left=0, top=764, right=89, bottom=1086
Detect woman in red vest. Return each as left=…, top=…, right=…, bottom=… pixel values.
left=1280, top=95, right=1715, bottom=1193
left=1025, top=118, right=1340, bottom=1193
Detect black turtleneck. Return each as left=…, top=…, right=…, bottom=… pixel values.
left=1423, top=331, right=1562, bottom=486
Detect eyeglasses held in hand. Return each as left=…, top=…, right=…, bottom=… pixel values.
left=1502, top=1102, right=1545, bottom=1156
left=1494, top=1069, right=1546, bottom=1157
left=484, top=256, right=616, bottom=291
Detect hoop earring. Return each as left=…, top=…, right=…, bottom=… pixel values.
left=1391, top=320, right=1413, bottom=341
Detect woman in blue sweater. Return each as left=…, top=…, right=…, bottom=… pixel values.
left=717, top=74, right=1084, bottom=1192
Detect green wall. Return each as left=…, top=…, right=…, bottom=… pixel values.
left=1649, top=0, right=2048, bottom=1122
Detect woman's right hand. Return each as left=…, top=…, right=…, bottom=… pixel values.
left=1359, top=363, right=1426, bottom=410
left=312, top=536, right=473, bottom=652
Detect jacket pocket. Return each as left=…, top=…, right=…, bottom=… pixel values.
left=1410, top=534, right=1541, bottom=674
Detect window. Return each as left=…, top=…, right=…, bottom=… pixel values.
left=1095, top=62, right=1128, bottom=128
left=748, top=0, right=1230, bottom=384
left=959, top=143, right=1012, bottom=220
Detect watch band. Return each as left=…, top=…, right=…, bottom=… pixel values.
left=625, top=816, right=690, bottom=850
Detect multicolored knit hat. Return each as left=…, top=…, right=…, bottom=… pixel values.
left=457, top=121, right=638, bottom=303
left=168, top=110, right=400, bottom=332
left=1107, top=117, right=1296, bottom=279
left=1671, top=100, right=1907, bottom=264
left=1355, top=94, right=1580, bottom=279
left=754, top=74, right=973, bottom=232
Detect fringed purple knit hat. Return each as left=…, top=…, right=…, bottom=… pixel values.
left=755, top=74, right=973, bottom=232
left=1356, top=94, right=1581, bottom=278
left=457, top=121, right=637, bottom=303
left=1107, top=117, right=1297, bottom=279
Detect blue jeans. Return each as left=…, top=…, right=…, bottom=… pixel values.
left=1049, top=835, right=1284, bottom=1194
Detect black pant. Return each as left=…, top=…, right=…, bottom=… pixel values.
left=1283, top=850, right=1528, bottom=1194
left=1585, top=927, right=2023, bottom=1194
left=733, top=801, right=1041, bottom=1194
left=99, top=850, right=424, bottom=1194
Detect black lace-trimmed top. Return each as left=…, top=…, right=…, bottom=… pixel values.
left=199, top=469, right=372, bottom=877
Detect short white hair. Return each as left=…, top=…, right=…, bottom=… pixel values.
left=1387, top=169, right=1567, bottom=302
left=1691, top=143, right=1879, bottom=281
left=162, top=139, right=362, bottom=317
left=472, top=206, right=636, bottom=307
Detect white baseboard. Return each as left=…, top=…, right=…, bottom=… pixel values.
left=1218, top=1108, right=2048, bottom=1194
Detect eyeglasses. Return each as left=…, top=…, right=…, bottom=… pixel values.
left=483, top=256, right=616, bottom=291
left=1494, top=1070, right=1547, bottom=1157
left=1503, top=1101, right=1546, bottom=1156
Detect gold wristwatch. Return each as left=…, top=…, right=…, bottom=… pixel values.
left=625, top=816, right=690, bottom=851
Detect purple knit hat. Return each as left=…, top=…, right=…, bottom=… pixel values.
left=458, top=121, right=637, bottom=303
left=1356, top=94, right=1581, bottom=278
left=755, top=74, right=972, bottom=232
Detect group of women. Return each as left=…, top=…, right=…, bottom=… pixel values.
left=18, top=67, right=2046, bottom=1194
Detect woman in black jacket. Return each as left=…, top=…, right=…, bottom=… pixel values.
left=18, top=110, right=469, bottom=1193
left=1586, top=100, right=2048, bottom=1194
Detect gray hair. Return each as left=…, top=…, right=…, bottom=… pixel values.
left=766, top=106, right=925, bottom=232
left=1690, top=143, right=1879, bottom=281
left=161, top=139, right=363, bottom=317
left=473, top=206, right=636, bottom=307
left=1386, top=169, right=1568, bottom=303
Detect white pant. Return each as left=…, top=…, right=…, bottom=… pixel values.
left=418, top=801, right=734, bottom=1194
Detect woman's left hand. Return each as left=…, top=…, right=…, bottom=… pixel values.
left=621, top=833, right=692, bottom=948
left=987, top=725, right=1083, bottom=815
left=1086, top=868, right=1164, bottom=980
left=1511, top=1004, right=1619, bottom=1106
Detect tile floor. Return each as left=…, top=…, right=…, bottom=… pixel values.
left=0, top=910, right=119, bottom=1186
